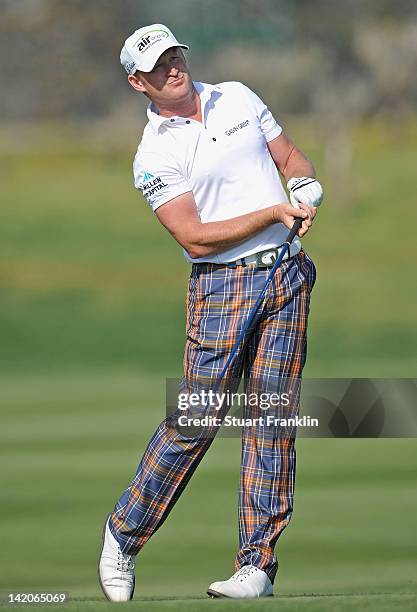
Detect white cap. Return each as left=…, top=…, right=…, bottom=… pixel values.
left=120, top=24, right=189, bottom=74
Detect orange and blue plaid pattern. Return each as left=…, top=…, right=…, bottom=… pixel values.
left=109, top=250, right=316, bottom=582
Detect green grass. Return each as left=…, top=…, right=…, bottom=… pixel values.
left=1, top=593, right=417, bottom=612
left=1, top=123, right=416, bottom=610
left=1, top=125, right=416, bottom=377
left=1, top=372, right=416, bottom=611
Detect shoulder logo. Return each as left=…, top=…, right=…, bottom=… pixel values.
left=140, top=172, right=168, bottom=198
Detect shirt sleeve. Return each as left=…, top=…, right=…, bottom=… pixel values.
left=238, top=82, right=282, bottom=142
left=133, top=149, right=192, bottom=212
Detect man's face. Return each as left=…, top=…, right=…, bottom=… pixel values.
left=129, top=47, right=192, bottom=105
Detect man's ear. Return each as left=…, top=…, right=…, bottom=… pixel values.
left=128, top=73, right=146, bottom=93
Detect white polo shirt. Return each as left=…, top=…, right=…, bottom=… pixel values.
left=133, top=80, right=301, bottom=263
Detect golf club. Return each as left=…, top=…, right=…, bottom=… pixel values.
left=212, top=215, right=304, bottom=394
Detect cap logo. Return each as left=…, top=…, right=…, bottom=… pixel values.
left=125, top=60, right=136, bottom=73
left=134, top=29, right=170, bottom=54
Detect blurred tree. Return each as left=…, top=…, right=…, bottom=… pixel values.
left=290, top=0, right=417, bottom=205
left=0, top=0, right=416, bottom=154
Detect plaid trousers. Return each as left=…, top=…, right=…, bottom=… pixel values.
left=109, top=250, right=316, bottom=582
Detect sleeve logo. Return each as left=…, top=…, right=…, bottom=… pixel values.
left=140, top=171, right=168, bottom=198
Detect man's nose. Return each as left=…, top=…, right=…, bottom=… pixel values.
left=168, top=64, right=179, bottom=76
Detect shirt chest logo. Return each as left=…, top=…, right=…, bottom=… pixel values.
left=225, top=119, right=250, bottom=137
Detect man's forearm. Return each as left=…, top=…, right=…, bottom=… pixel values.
left=282, top=146, right=315, bottom=182
left=187, top=206, right=278, bottom=259
left=186, top=202, right=307, bottom=259
left=156, top=183, right=309, bottom=260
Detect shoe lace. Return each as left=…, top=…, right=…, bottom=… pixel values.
left=233, top=566, right=256, bottom=582
left=116, top=549, right=135, bottom=573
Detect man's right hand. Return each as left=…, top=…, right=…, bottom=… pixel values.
left=272, top=203, right=314, bottom=238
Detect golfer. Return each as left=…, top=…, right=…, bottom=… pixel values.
left=99, top=24, right=323, bottom=601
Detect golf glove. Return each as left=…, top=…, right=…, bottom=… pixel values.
left=287, top=177, right=323, bottom=208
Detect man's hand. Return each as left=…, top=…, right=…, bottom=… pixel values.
left=272, top=203, right=315, bottom=238
left=287, top=177, right=324, bottom=208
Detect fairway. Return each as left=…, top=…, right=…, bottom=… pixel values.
left=1, top=372, right=416, bottom=611
left=1, top=125, right=417, bottom=378
left=1, top=125, right=416, bottom=612
left=1, top=592, right=416, bottom=612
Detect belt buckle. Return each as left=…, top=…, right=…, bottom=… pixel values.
left=255, top=247, right=280, bottom=269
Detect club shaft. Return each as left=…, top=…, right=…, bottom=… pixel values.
left=212, top=217, right=303, bottom=393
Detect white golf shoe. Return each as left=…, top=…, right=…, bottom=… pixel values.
left=98, top=516, right=136, bottom=602
left=207, top=565, right=273, bottom=598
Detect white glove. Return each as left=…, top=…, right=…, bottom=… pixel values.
left=287, top=177, right=324, bottom=209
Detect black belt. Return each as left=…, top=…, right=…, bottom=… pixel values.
left=197, top=245, right=300, bottom=269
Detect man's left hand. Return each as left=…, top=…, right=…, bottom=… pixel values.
left=297, top=202, right=317, bottom=237
left=287, top=177, right=324, bottom=208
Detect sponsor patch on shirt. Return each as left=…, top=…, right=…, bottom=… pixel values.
left=140, top=172, right=168, bottom=198
left=225, top=119, right=250, bottom=137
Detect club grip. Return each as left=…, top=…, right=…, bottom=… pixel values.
left=285, top=217, right=303, bottom=245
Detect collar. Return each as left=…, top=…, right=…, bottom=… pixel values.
left=146, top=81, right=222, bottom=134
